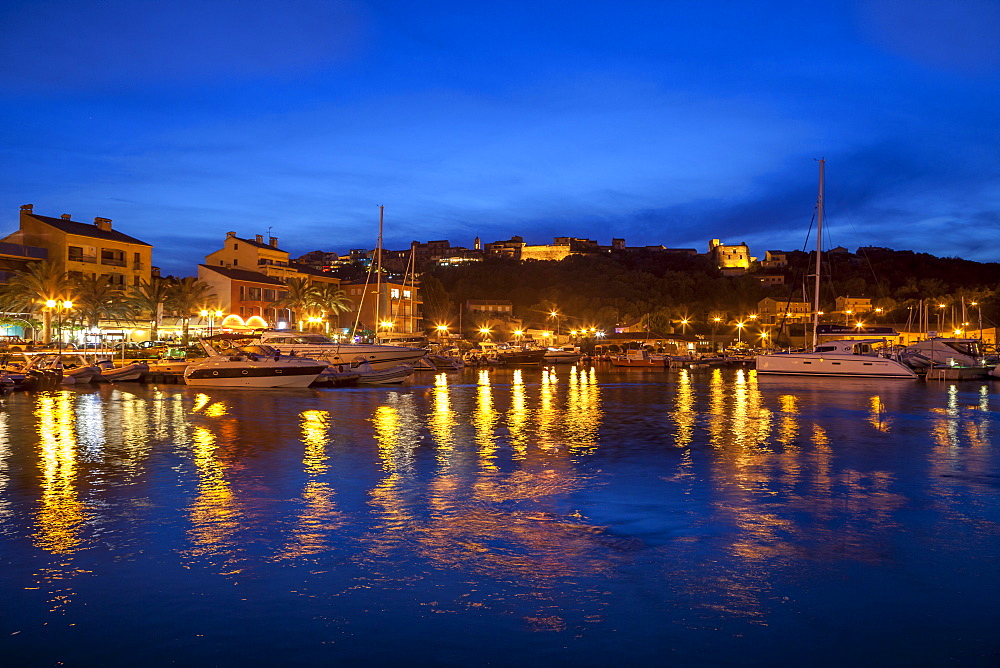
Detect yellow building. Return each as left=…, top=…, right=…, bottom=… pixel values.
left=757, top=297, right=811, bottom=324
left=206, top=231, right=298, bottom=280
left=708, top=239, right=752, bottom=276
left=5, top=204, right=152, bottom=287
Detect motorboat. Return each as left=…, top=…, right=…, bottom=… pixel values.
left=351, top=359, right=415, bottom=384
left=755, top=339, right=918, bottom=379
left=610, top=349, right=667, bottom=367
left=544, top=345, right=584, bottom=364
left=899, top=338, right=987, bottom=369
left=183, top=340, right=326, bottom=388
left=465, top=342, right=547, bottom=366
left=251, top=330, right=428, bottom=370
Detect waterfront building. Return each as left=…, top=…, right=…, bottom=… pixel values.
left=197, top=264, right=290, bottom=329
left=4, top=204, right=153, bottom=288
left=757, top=297, right=811, bottom=324
left=0, top=239, right=47, bottom=283
left=835, top=295, right=873, bottom=315
left=207, top=231, right=297, bottom=280
left=342, top=276, right=423, bottom=336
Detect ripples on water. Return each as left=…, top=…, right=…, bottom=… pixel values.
left=1, top=366, right=998, bottom=665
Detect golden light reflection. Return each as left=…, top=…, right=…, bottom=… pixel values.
left=428, top=373, right=458, bottom=464
left=274, top=410, right=341, bottom=561
left=508, top=369, right=529, bottom=459
left=187, top=426, right=242, bottom=560
left=776, top=394, right=799, bottom=446
left=32, top=392, right=86, bottom=555
left=564, top=366, right=601, bottom=455
left=671, top=369, right=696, bottom=448
left=475, top=370, right=499, bottom=470
left=867, top=396, right=892, bottom=433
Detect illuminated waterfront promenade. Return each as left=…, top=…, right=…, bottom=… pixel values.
left=1, top=366, right=998, bottom=665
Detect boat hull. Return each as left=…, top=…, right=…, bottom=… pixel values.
left=755, top=354, right=917, bottom=379
left=184, top=364, right=324, bottom=388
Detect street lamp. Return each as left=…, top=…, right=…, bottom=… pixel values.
left=711, top=316, right=721, bottom=352
left=435, top=324, right=449, bottom=342
left=844, top=309, right=853, bottom=326
left=937, top=303, right=946, bottom=333
left=971, top=302, right=982, bottom=339
left=680, top=318, right=689, bottom=334
left=200, top=309, right=223, bottom=336
left=479, top=326, right=491, bottom=341
left=46, top=299, right=73, bottom=353
left=735, top=321, right=745, bottom=344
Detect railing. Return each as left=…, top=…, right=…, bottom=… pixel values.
left=133, top=262, right=144, bottom=270
left=68, top=254, right=98, bottom=264
left=1, top=242, right=47, bottom=259
left=101, top=257, right=127, bottom=267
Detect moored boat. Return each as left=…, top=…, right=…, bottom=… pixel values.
left=755, top=339, right=917, bottom=379
left=183, top=340, right=326, bottom=388
left=610, top=349, right=667, bottom=367
left=251, top=330, right=428, bottom=370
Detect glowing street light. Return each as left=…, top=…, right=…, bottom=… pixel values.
left=435, top=324, right=449, bottom=341
left=735, top=320, right=745, bottom=344
left=200, top=309, right=223, bottom=336
left=46, top=299, right=73, bottom=352
left=479, top=326, right=492, bottom=341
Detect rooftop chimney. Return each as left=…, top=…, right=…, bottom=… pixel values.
left=61, top=214, right=72, bottom=220
left=226, top=231, right=237, bottom=239
left=20, top=204, right=33, bottom=213
left=255, top=234, right=264, bottom=243
left=269, top=236, right=278, bottom=247
left=94, top=217, right=112, bottom=231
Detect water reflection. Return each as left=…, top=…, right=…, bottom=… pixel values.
left=0, top=370, right=997, bottom=648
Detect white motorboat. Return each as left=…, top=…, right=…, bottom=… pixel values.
left=183, top=340, right=326, bottom=388
left=544, top=345, right=584, bottom=364
left=899, top=338, right=986, bottom=369
left=755, top=339, right=917, bottom=379
left=252, top=330, right=427, bottom=370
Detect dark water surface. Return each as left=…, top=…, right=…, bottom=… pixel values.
left=1, top=366, right=998, bottom=666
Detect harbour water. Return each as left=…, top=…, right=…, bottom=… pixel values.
left=1, top=366, right=998, bottom=666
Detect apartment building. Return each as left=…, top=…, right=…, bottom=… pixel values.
left=5, top=204, right=153, bottom=287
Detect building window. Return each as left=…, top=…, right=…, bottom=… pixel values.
left=233, top=243, right=238, bottom=250
left=101, top=249, right=126, bottom=266
left=247, top=287, right=262, bottom=300
left=233, top=259, right=238, bottom=266
left=239, top=286, right=245, bottom=300
left=263, top=289, right=276, bottom=301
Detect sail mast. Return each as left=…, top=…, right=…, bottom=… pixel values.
left=376, top=205, right=384, bottom=337
left=812, top=159, right=825, bottom=350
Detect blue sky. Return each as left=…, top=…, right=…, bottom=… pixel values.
left=2, top=0, right=998, bottom=276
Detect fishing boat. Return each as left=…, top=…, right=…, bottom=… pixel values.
left=755, top=160, right=917, bottom=380
left=183, top=339, right=326, bottom=388
left=352, top=359, right=415, bottom=384
left=610, top=349, right=667, bottom=367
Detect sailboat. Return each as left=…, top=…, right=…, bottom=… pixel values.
left=754, top=160, right=917, bottom=380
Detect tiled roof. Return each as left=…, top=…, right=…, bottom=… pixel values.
left=199, top=264, right=287, bottom=286
left=234, top=236, right=285, bottom=252
left=26, top=214, right=151, bottom=246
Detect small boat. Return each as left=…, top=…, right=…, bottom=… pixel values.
left=352, top=359, right=415, bottom=384
left=610, top=349, right=667, bottom=367
left=96, top=359, right=150, bottom=382
left=250, top=330, right=428, bottom=370
left=183, top=340, right=326, bottom=388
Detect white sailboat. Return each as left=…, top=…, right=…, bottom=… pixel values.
left=754, top=160, right=917, bottom=380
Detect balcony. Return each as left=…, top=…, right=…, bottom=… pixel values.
left=68, top=254, right=98, bottom=264
left=101, top=257, right=127, bottom=267
left=133, top=262, right=145, bottom=271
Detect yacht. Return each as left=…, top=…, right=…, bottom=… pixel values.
left=755, top=339, right=917, bottom=379
left=183, top=340, right=326, bottom=388
left=252, top=330, right=427, bottom=370
left=899, top=338, right=985, bottom=369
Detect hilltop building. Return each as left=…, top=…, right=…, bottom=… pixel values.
left=708, top=239, right=752, bottom=276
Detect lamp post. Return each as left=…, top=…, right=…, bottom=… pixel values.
left=436, top=324, right=449, bottom=342
left=46, top=299, right=73, bottom=353
left=712, top=316, right=721, bottom=352
left=735, top=321, right=745, bottom=345
left=200, top=309, right=223, bottom=336
left=479, top=326, right=491, bottom=342
left=970, top=301, right=982, bottom=339
left=937, top=303, right=946, bottom=333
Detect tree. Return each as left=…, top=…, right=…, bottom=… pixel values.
left=270, top=277, right=317, bottom=330
left=0, top=260, right=73, bottom=343
left=73, top=274, right=129, bottom=331
left=312, top=283, right=352, bottom=332
left=127, top=276, right=173, bottom=341
left=168, top=276, right=216, bottom=344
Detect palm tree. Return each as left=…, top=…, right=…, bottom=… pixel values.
left=126, top=276, right=173, bottom=341
left=168, top=276, right=216, bottom=345
left=0, top=260, right=73, bottom=343
left=270, top=277, right=317, bottom=330
left=312, top=283, right=352, bottom=333
left=74, top=274, right=129, bottom=332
